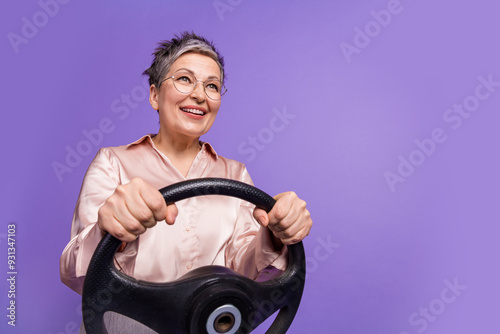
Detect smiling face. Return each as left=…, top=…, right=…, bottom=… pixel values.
left=149, top=52, right=223, bottom=143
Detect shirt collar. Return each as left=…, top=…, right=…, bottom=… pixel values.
left=127, top=134, right=219, bottom=159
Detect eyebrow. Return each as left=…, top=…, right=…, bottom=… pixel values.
left=175, top=67, right=221, bottom=81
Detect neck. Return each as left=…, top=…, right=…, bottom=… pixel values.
left=152, top=132, right=201, bottom=159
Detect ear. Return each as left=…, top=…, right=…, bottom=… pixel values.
left=149, top=84, right=159, bottom=110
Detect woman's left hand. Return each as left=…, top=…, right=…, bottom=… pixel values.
left=253, top=192, right=312, bottom=246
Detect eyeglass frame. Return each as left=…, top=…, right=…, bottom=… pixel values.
left=158, top=71, right=227, bottom=101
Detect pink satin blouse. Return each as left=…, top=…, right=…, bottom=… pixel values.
left=60, top=135, right=287, bottom=294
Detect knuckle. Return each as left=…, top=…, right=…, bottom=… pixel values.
left=277, top=217, right=291, bottom=229
left=286, top=233, right=303, bottom=245
left=105, top=195, right=118, bottom=207
left=150, top=196, right=165, bottom=212
left=304, top=213, right=312, bottom=227
left=97, top=212, right=112, bottom=230
left=299, top=228, right=310, bottom=240
left=125, top=220, right=143, bottom=234
left=273, top=205, right=287, bottom=221
left=97, top=204, right=109, bottom=217
left=137, top=207, right=154, bottom=222
left=143, top=220, right=158, bottom=228
left=268, top=224, right=280, bottom=233
left=130, top=177, right=143, bottom=185
left=129, top=178, right=146, bottom=190
left=269, top=221, right=283, bottom=233
left=113, top=227, right=128, bottom=240
left=98, top=207, right=114, bottom=224
left=303, top=218, right=312, bottom=230
left=285, top=191, right=298, bottom=203
left=282, top=229, right=294, bottom=239
left=115, top=184, right=126, bottom=195
left=96, top=218, right=106, bottom=231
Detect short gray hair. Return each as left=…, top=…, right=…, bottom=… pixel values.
left=143, top=32, right=225, bottom=89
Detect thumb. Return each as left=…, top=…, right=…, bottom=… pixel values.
left=165, top=203, right=178, bottom=225
left=253, top=207, right=269, bottom=227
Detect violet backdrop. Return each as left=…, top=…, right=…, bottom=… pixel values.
left=1, top=0, right=499, bottom=333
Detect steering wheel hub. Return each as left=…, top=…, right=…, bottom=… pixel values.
left=207, top=304, right=240, bottom=334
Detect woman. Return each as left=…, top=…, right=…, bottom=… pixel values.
left=60, top=32, right=312, bottom=332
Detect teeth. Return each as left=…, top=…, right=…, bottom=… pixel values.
left=182, top=108, right=205, bottom=115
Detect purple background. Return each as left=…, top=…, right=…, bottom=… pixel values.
left=1, top=0, right=499, bottom=333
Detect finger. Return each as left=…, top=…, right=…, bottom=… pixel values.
left=281, top=208, right=313, bottom=244
left=138, top=184, right=168, bottom=223
left=113, top=208, right=148, bottom=236
left=273, top=216, right=311, bottom=243
left=269, top=197, right=312, bottom=243
left=111, top=220, right=141, bottom=243
left=98, top=211, right=140, bottom=243
left=253, top=207, right=269, bottom=227
left=165, top=204, right=178, bottom=225
left=272, top=216, right=304, bottom=240
left=269, top=205, right=302, bottom=233
left=108, top=192, right=149, bottom=235
left=268, top=194, right=303, bottom=234
left=267, top=192, right=295, bottom=226
left=100, top=191, right=148, bottom=236
left=124, top=191, right=158, bottom=229
left=277, top=225, right=311, bottom=245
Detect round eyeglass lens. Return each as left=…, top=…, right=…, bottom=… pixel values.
left=172, top=72, right=196, bottom=94
left=172, top=71, right=224, bottom=100
left=203, top=80, right=222, bottom=100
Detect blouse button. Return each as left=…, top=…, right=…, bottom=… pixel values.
left=186, top=226, right=191, bottom=231
left=186, top=262, right=193, bottom=270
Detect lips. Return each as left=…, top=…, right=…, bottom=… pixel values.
left=180, top=107, right=206, bottom=116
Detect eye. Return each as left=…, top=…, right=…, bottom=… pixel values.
left=205, top=81, right=220, bottom=92
left=176, top=75, right=193, bottom=84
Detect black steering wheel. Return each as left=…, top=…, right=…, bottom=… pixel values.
left=82, top=178, right=306, bottom=334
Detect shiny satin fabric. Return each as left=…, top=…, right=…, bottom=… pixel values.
left=60, top=135, right=287, bottom=295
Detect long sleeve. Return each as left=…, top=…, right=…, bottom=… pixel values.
left=224, top=167, right=288, bottom=279
left=59, top=148, right=138, bottom=294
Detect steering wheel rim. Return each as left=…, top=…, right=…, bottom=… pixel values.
left=82, top=178, right=306, bottom=334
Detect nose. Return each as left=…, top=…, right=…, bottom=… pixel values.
left=190, top=81, right=206, bottom=101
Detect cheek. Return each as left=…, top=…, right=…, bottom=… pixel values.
left=209, top=101, right=221, bottom=115
left=160, top=88, right=184, bottom=106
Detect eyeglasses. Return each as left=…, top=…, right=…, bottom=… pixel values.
left=159, top=71, right=227, bottom=101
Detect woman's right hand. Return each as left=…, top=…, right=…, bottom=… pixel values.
left=97, top=178, right=178, bottom=242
